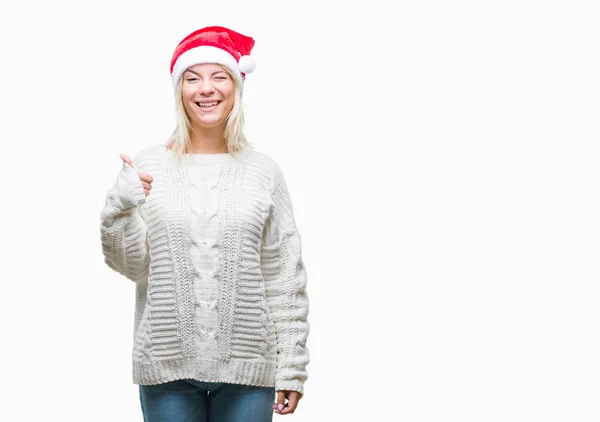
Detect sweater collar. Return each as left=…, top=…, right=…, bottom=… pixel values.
left=162, top=145, right=252, bottom=165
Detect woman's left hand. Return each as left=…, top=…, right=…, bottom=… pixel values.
left=273, top=390, right=302, bottom=414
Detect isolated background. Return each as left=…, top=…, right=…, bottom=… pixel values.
left=1, top=0, right=598, bottom=420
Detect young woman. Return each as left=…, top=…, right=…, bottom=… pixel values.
left=100, top=26, right=310, bottom=422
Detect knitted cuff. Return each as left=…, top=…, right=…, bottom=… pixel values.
left=275, top=379, right=304, bottom=396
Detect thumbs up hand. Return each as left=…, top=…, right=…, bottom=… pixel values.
left=120, top=154, right=153, bottom=197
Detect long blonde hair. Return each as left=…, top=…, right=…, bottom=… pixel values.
left=166, top=65, right=252, bottom=160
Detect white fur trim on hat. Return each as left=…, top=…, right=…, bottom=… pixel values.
left=171, top=45, right=244, bottom=92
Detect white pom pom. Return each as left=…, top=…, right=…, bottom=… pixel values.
left=238, top=55, right=256, bottom=74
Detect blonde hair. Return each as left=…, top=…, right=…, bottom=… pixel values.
left=166, top=65, right=253, bottom=160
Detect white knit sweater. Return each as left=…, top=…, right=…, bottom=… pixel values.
left=100, top=144, right=310, bottom=395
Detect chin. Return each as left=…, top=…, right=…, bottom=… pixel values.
left=193, top=117, right=225, bottom=128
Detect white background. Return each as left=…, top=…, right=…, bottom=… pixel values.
left=0, top=0, right=598, bottom=420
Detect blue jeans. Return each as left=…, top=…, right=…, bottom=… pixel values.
left=139, top=379, right=276, bottom=422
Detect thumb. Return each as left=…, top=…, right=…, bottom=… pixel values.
left=119, top=154, right=133, bottom=167
left=274, top=391, right=286, bottom=412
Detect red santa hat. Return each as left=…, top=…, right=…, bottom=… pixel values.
left=170, top=26, right=256, bottom=95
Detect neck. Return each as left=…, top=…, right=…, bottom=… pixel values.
left=188, top=124, right=228, bottom=153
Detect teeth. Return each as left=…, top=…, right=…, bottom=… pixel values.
left=197, top=101, right=219, bottom=107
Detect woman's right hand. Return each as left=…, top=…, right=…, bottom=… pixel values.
left=120, top=154, right=153, bottom=197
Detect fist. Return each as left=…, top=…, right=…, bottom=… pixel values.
left=120, top=154, right=153, bottom=197
left=274, top=390, right=302, bottom=415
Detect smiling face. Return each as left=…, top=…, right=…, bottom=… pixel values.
left=181, top=63, right=236, bottom=130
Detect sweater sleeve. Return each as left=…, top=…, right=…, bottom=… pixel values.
left=261, top=162, right=310, bottom=396
left=100, top=159, right=150, bottom=283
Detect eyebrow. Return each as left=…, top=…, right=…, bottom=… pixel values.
left=184, top=69, right=227, bottom=76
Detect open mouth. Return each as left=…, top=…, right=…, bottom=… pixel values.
left=195, top=101, right=221, bottom=109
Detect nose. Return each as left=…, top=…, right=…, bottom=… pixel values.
left=198, top=79, right=215, bottom=95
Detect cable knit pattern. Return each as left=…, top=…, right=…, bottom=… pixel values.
left=99, top=144, right=310, bottom=396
